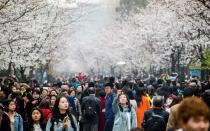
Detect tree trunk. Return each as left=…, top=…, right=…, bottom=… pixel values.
left=171, top=53, right=176, bottom=73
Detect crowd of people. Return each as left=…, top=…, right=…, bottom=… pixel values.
left=0, top=74, right=210, bottom=131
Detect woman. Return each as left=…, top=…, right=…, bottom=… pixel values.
left=112, top=91, right=137, bottom=131
left=46, top=96, right=78, bottom=131
left=70, top=90, right=82, bottom=121
left=98, top=90, right=106, bottom=131
left=135, top=87, right=151, bottom=128
left=50, top=95, right=57, bottom=109
left=6, top=100, right=23, bottom=131
left=39, top=99, right=52, bottom=123
left=27, top=107, right=46, bottom=131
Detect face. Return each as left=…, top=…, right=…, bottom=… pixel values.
left=182, top=116, right=209, bottom=131
left=50, top=96, right=56, bottom=106
left=33, top=92, right=40, bottom=100
left=119, top=94, right=128, bottom=105
left=50, top=91, right=57, bottom=96
left=32, top=110, right=41, bottom=122
left=58, top=97, right=69, bottom=110
left=42, top=90, right=48, bottom=96
left=12, top=87, right=17, bottom=93
left=105, top=86, right=112, bottom=95
left=77, top=86, right=82, bottom=93
left=8, top=101, right=16, bottom=111
left=70, top=91, right=76, bottom=97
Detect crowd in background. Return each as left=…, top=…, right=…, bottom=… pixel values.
left=0, top=74, right=210, bottom=131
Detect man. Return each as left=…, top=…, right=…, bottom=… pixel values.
left=104, top=83, right=115, bottom=131
left=143, top=95, right=169, bottom=131
left=81, top=87, right=100, bottom=131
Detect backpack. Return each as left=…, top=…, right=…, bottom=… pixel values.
left=82, top=98, right=97, bottom=120
left=144, top=112, right=166, bottom=131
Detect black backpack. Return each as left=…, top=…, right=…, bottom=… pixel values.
left=82, top=98, right=97, bottom=120
left=144, top=112, right=166, bottom=131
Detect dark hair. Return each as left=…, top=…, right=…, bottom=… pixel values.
left=22, top=92, right=33, bottom=101
left=135, top=87, right=145, bottom=107
left=32, top=89, right=40, bottom=95
left=28, top=107, right=46, bottom=131
left=104, top=83, right=114, bottom=89
left=39, top=99, right=51, bottom=109
left=50, top=96, right=76, bottom=131
left=118, top=93, right=132, bottom=112
left=125, top=89, right=135, bottom=100
left=99, top=90, right=106, bottom=98
left=88, top=87, right=95, bottom=95
left=5, top=100, right=16, bottom=112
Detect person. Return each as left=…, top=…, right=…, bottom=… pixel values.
left=27, top=107, right=46, bottom=131
left=0, top=104, right=11, bottom=131
left=104, top=83, right=116, bottom=131
left=81, top=87, right=100, bottom=131
left=112, top=91, right=137, bottom=131
left=135, top=87, right=151, bottom=128
left=142, top=95, right=169, bottom=131
left=70, top=90, right=82, bottom=121
left=176, top=96, right=210, bottom=131
left=39, top=99, right=52, bottom=123
left=98, top=90, right=106, bottom=131
left=6, top=100, right=23, bottom=131
left=50, top=95, right=57, bottom=109
left=46, top=96, right=78, bottom=131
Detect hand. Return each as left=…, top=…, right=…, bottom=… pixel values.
left=32, top=100, right=38, bottom=104
left=62, top=119, right=70, bottom=129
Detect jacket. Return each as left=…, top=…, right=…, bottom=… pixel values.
left=13, top=112, right=23, bottom=131
left=143, top=108, right=169, bottom=131
left=105, top=93, right=115, bottom=120
left=112, top=97, right=137, bottom=131
left=46, top=116, right=78, bottom=131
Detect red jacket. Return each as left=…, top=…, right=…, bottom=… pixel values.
left=40, top=109, right=52, bottom=123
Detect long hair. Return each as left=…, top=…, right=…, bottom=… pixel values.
left=50, top=96, right=76, bottom=131
left=135, top=87, right=145, bottom=107
left=28, top=107, right=46, bottom=131
left=118, top=93, right=132, bottom=112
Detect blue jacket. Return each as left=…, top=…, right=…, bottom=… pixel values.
left=67, top=96, right=77, bottom=114
left=105, top=93, right=116, bottom=120
left=46, top=116, right=78, bottom=131
left=14, top=112, right=23, bottom=131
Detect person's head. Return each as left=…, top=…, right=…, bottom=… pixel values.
left=54, top=96, right=69, bottom=113
left=22, top=92, right=32, bottom=102
left=152, top=95, right=164, bottom=108
left=77, top=86, right=83, bottom=93
left=104, top=83, right=113, bottom=95
left=125, top=89, right=135, bottom=100
left=118, top=93, right=129, bottom=105
left=11, top=86, right=17, bottom=93
left=50, top=95, right=57, bottom=107
left=70, top=90, right=76, bottom=97
left=7, top=100, right=16, bottom=112
left=41, top=89, right=48, bottom=97
left=50, top=90, right=58, bottom=96
left=99, top=90, right=106, bottom=99
left=88, top=87, right=95, bottom=95
left=39, top=99, right=51, bottom=109
left=60, top=89, right=69, bottom=97
left=32, top=90, right=40, bottom=100
left=31, top=107, right=43, bottom=123
left=177, top=97, right=210, bottom=131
